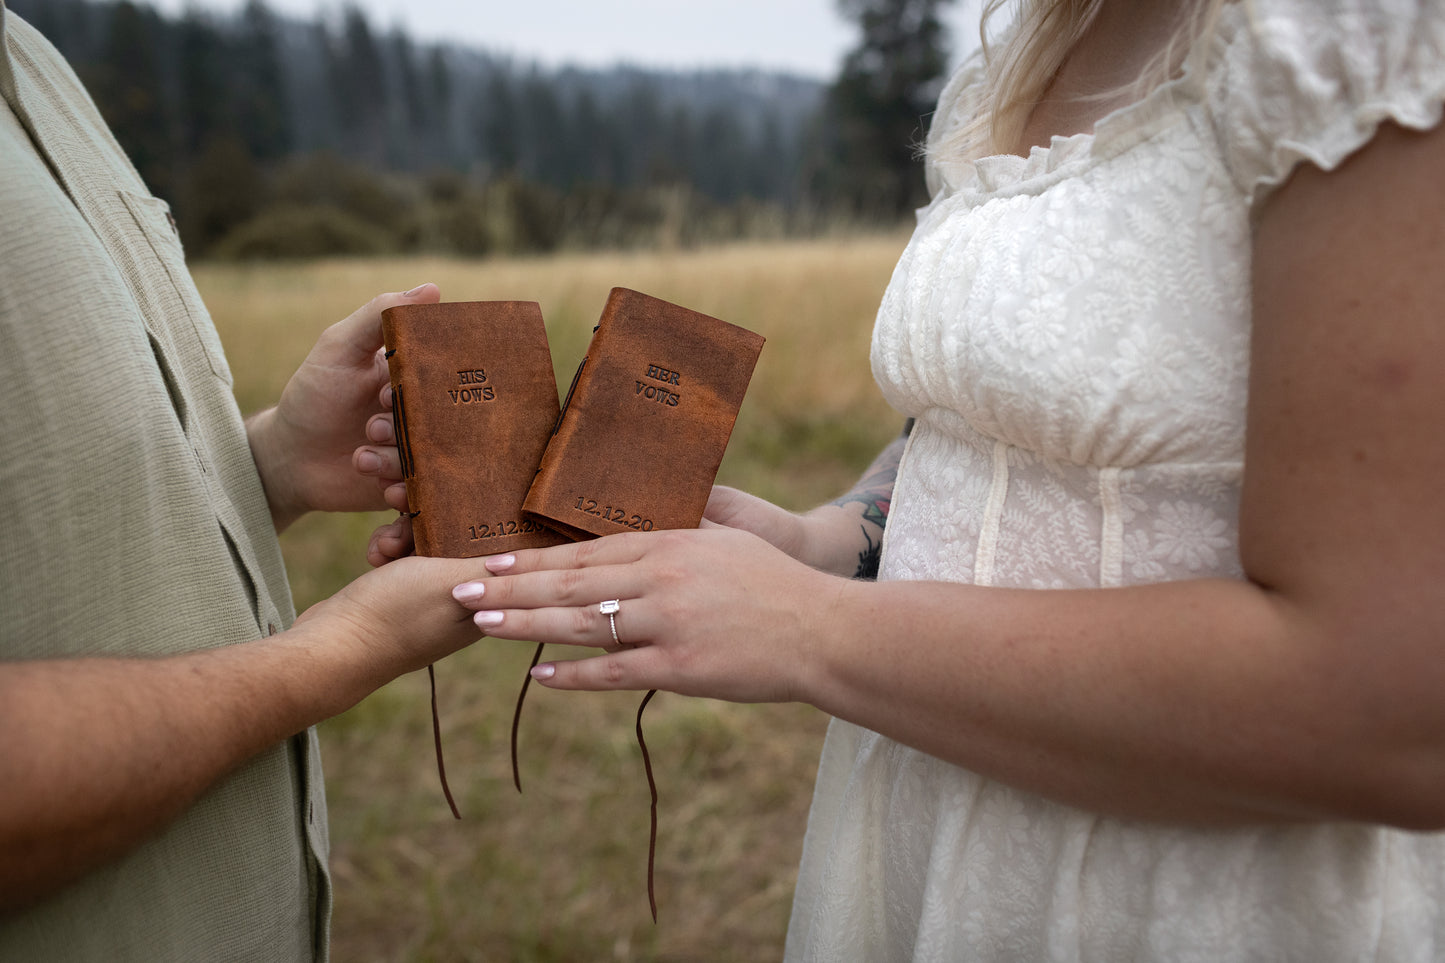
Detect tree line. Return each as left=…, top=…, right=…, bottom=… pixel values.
left=10, top=0, right=956, bottom=259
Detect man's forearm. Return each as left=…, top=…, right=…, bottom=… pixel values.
left=0, top=626, right=357, bottom=911
left=245, top=405, right=308, bottom=534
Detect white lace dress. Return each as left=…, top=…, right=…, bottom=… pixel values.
left=784, top=1, right=1445, bottom=959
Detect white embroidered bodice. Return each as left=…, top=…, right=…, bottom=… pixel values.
left=784, top=0, right=1445, bottom=959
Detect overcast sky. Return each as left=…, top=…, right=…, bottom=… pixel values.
left=141, top=0, right=983, bottom=79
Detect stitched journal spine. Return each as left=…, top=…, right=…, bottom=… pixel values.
left=382, top=300, right=569, bottom=557
left=522, top=287, right=765, bottom=540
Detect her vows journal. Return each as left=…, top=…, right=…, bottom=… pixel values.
left=522, top=287, right=766, bottom=540
left=381, top=300, right=568, bottom=557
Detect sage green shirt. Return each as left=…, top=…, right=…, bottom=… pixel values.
left=0, top=5, right=330, bottom=958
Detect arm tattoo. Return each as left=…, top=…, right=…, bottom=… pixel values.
left=830, top=420, right=912, bottom=580
left=854, top=527, right=882, bottom=582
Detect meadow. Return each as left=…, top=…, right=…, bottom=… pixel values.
left=200, top=232, right=909, bottom=961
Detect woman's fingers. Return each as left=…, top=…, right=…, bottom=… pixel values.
left=454, top=551, right=653, bottom=629
left=465, top=595, right=654, bottom=650
left=445, top=527, right=824, bottom=703
left=454, top=562, right=641, bottom=612
left=453, top=528, right=753, bottom=640
left=529, top=648, right=666, bottom=692
left=450, top=534, right=684, bottom=650
left=501, top=529, right=665, bottom=574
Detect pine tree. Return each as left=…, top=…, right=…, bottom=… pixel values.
left=821, top=0, right=956, bottom=218
left=177, top=10, right=228, bottom=156
left=233, top=0, right=291, bottom=162
left=326, top=4, right=387, bottom=165
left=424, top=48, right=456, bottom=164
left=478, top=69, right=520, bottom=176
left=92, top=1, right=175, bottom=199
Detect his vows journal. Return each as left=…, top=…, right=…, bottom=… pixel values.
left=381, top=300, right=568, bottom=557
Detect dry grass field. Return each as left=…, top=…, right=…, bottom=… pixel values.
left=198, top=232, right=909, bottom=962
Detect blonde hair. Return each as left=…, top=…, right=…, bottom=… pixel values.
left=935, top=0, right=1231, bottom=160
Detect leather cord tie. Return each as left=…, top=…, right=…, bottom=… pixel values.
left=512, top=647, right=661, bottom=922
left=429, top=664, right=461, bottom=819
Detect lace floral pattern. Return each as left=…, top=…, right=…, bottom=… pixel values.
left=786, top=0, right=1445, bottom=959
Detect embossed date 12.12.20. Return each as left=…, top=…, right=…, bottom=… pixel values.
left=574, top=497, right=654, bottom=531
left=468, top=519, right=549, bottom=540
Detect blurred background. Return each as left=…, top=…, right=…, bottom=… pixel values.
left=11, top=0, right=980, bottom=259
left=12, top=1, right=979, bottom=959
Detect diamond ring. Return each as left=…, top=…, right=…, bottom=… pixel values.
left=599, top=599, right=621, bottom=644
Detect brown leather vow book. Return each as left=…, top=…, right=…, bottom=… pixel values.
left=382, top=300, right=569, bottom=557
left=522, top=287, right=765, bottom=540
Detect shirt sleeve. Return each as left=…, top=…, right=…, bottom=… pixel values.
left=1204, top=0, right=1445, bottom=207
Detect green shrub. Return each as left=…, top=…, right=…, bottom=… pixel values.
left=210, top=204, right=395, bottom=260
left=268, top=152, right=411, bottom=226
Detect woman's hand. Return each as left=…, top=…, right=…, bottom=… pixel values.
left=704, top=485, right=880, bottom=577
left=450, top=528, right=849, bottom=704
left=701, top=486, right=809, bottom=555
left=705, top=427, right=912, bottom=579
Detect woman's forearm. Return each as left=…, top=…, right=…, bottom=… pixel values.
left=803, top=573, right=1445, bottom=829
left=800, top=424, right=911, bottom=578
left=462, top=521, right=1438, bottom=829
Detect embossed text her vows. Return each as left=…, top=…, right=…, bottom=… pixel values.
left=635, top=362, right=681, bottom=406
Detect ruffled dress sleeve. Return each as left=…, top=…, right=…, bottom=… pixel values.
left=1205, top=0, right=1445, bottom=208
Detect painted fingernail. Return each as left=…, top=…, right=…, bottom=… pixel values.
left=403, top=283, right=431, bottom=297
left=452, top=582, right=485, bottom=603
left=530, top=663, right=556, bottom=681
left=356, top=450, right=381, bottom=473
left=473, top=610, right=504, bottom=628
left=484, top=554, right=515, bottom=573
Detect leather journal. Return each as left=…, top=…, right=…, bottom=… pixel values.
left=511, top=287, right=764, bottom=921
left=522, top=287, right=765, bottom=540
left=382, top=300, right=569, bottom=558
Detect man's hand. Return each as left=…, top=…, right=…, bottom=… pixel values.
left=0, top=549, right=491, bottom=909
left=247, top=283, right=439, bottom=531
left=366, top=512, right=415, bottom=567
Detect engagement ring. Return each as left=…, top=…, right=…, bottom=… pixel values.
left=600, top=599, right=621, bottom=644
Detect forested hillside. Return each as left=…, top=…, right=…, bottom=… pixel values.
left=9, top=0, right=956, bottom=258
